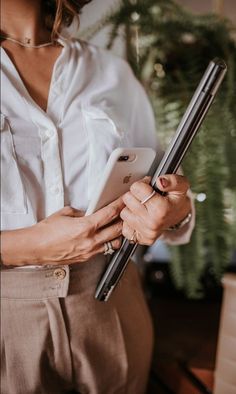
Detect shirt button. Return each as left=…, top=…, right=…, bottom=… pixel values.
left=45, top=129, right=55, bottom=138
left=53, top=268, right=66, bottom=280
left=50, top=186, right=61, bottom=195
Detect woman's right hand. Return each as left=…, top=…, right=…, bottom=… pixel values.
left=1, top=198, right=124, bottom=267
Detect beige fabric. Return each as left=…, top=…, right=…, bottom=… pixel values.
left=214, top=273, right=236, bottom=394
left=1, top=257, right=153, bottom=394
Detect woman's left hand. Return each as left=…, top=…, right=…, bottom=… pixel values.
left=120, top=174, right=191, bottom=245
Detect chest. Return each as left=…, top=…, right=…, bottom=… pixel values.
left=1, top=44, right=62, bottom=111
left=1, top=46, right=133, bottom=226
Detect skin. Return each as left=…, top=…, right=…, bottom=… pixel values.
left=1, top=0, right=191, bottom=267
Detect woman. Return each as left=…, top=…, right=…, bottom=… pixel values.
left=1, top=1, right=194, bottom=393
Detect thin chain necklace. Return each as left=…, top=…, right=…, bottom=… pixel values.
left=0, top=34, right=55, bottom=48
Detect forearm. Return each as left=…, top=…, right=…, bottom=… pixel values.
left=1, top=226, right=40, bottom=267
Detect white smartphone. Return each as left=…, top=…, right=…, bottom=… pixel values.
left=86, top=147, right=156, bottom=215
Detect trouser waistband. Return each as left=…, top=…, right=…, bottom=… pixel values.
left=1, top=255, right=107, bottom=299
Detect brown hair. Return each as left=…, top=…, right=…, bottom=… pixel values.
left=43, top=0, right=92, bottom=39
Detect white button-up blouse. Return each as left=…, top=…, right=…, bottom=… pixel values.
left=1, top=35, right=194, bottom=247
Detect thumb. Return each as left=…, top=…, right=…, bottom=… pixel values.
left=156, top=174, right=189, bottom=196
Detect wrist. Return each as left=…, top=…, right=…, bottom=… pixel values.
left=1, top=224, right=40, bottom=266
left=166, top=211, right=192, bottom=231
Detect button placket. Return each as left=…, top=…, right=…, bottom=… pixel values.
left=40, top=127, right=64, bottom=215
left=50, top=185, right=61, bottom=195
left=44, top=129, right=55, bottom=139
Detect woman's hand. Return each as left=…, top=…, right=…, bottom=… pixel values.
left=1, top=198, right=124, bottom=267
left=120, top=175, right=191, bottom=245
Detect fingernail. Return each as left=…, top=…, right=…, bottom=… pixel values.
left=143, top=176, right=151, bottom=184
left=159, top=176, right=168, bottom=188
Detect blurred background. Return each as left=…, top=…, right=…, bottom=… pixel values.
left=79, top=1, right=236, bottom=393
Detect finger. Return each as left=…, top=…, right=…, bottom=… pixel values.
left=95, top=219, right=123, bottom=245
left=130, top=179, right=158, bottom=202
left=120, top=207, right=139, bottom=230
left=122, top=221, right=135, bottom=241
left=90, top=197, right=125, bottom=230
left=156, top=174, right=190, bottom=195
left=122, top=221, right=159, bottom=246
left=85, top=236, right=123, bottom=260
left=128, top=182, right=170, bottom=216
left=110, top=236, right=123, bottom=250
left=121, top=207, right=157, bottom=237
left=123, top=192, right=147, bottom=217
left=98, top=236, right=123, bottom=253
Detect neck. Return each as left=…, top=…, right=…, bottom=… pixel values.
left=1, top=0, right=51, bottom=45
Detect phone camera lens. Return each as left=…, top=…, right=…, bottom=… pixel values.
left=118, top=155, right=129, bottom=161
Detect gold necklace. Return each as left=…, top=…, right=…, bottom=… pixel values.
left=0, top=34, right=54, bottom=48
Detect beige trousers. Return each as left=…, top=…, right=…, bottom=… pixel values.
left=1, top=256, right=153, bottom=394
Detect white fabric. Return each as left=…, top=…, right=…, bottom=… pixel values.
left=1, top=35, right=194, bottom=252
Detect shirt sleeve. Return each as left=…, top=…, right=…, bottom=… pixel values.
left=127, top=65, right=195, bottom=245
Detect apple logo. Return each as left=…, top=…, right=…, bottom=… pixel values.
left=123, top=174, right=132, bottom=184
